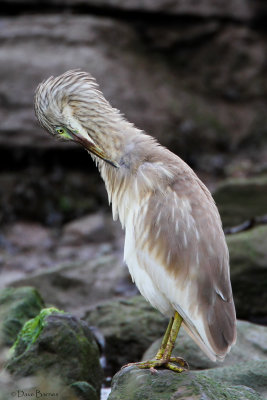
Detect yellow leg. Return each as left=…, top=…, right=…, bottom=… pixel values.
left=155, top=316, right=174, bottom=360
left=163, top=311, right=182, bottom=359
left=122, top=311, right=189, bottom=373
left=162, top=311, right=188, bottom=372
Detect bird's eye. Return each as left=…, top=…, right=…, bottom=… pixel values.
left=55, top=126, right=72, bottom=140
left=55, top=127, right=66, bottom=135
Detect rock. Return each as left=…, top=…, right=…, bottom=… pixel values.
left=227, top=226, right=267, bottom=323
left=7, top=308, right=103, bottom=397
left=85, top=297, right=267, bottom=376
left=203, top=361, right=267, bottom=399
left=144, top=320, right=267, bottom=371
left=0, top=287, right=45, bottom=346
left=0, top=372, right=97, bottom=400
left=2, top=0, right=253, bottom=21
left=1, top=11, right=267, bottom=175
left=4, top=222, right=52, bottom=251
left=214, top=175, right=267, bottom=227
left=0, top=169, right=106, bottom=226
left=84, top=296, right=168, bottom=375
left=61, top=212, right=115, bottom=245
left=0, top=210, right=125, bottom=288
left=0, top=14, right=180, bottom=150
left=8, top=254, right=133, bottom=316
left=88, top=0, right=251, bottom=21
left=71, top=381, right=98, bottom=400
left=108, top=363, right=265, bottom=400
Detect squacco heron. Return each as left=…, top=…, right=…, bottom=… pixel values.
left=34, top=70, right=236, bottom=373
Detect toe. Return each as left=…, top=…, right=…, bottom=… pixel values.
left=166, top=363, right=185, bottom=373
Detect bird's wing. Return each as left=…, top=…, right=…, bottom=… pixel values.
left=129, top=173, right=236, bottom=361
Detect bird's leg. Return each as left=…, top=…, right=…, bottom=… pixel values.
left=154, top=316, right=174, bottom=360
left=121, top=311, right=188, bottom=373
left=161, top=311, right=189, bottom=372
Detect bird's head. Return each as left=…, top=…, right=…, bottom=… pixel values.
left=34, top=70, right=128, bottom=167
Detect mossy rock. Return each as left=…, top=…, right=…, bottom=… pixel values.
left=84, top=296, right=168, bottom=375
left=203, top=361, right=267, bottom=398
left=0, top=287, right=45, bottom=346
left=213, top=175, right=267, bottom=228
left=7, top=309, right=103, bottom=398
left=109, top=362, right=266, bottom=400
left=227, top=226, right=267, bottom=321
left=10, top=307, right=64, bottom=354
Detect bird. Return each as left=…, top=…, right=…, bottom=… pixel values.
left=34, top=70, right=236, bottom=373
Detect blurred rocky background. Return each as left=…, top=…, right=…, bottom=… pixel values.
left=0, top=1, right=267, bottom=399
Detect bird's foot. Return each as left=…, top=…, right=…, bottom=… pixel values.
left=121, top=356, right=188, bottom=374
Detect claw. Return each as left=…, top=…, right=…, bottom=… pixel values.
left=149, top=367, right=159, bottom=374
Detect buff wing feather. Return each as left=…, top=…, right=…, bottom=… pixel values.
left=125, top=170, right=236, bottom=362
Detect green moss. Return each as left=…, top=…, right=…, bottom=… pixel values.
left=11, top=307, right=64, bottom=355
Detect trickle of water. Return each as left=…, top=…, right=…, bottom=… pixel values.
left=101, top=387, right=111, bottom=400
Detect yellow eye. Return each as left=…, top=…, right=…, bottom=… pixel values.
left=55, top=127, right=65, bottom=135
left=55, top=126, right=72, bottom=139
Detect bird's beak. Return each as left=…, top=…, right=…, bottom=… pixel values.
left=71, top=131, right=118, bottom=168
